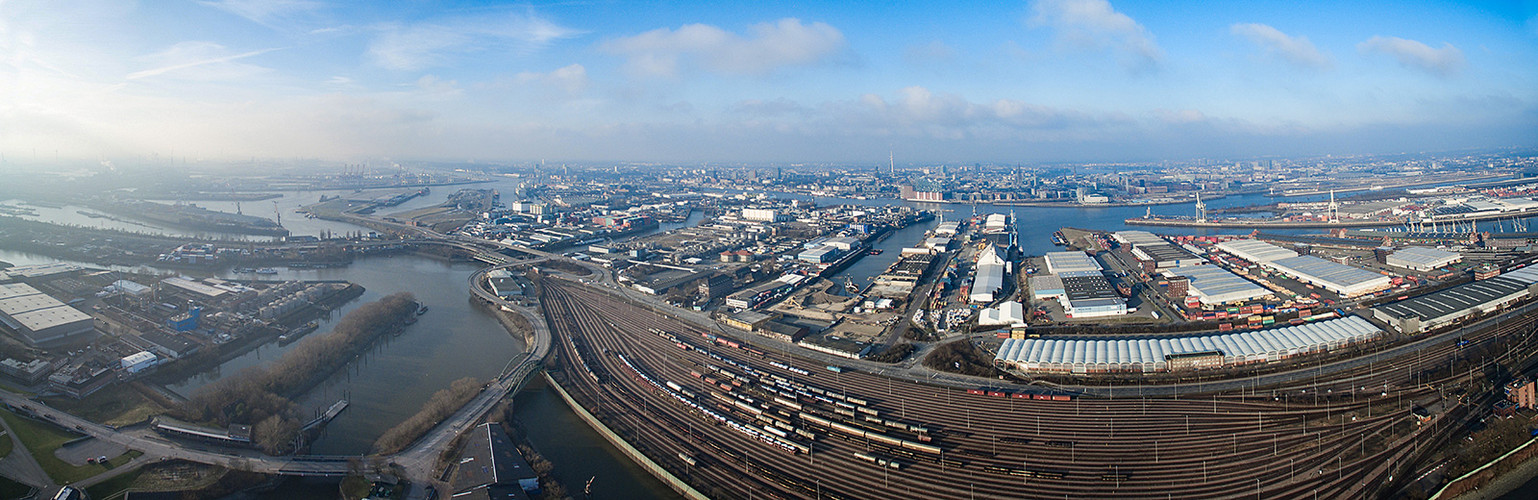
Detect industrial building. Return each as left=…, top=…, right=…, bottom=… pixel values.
left=1264, top=255, right=1392, bottom=297
left=0, top=283, right=95, bottom=346
left=1215, top=239, right=1299, bottom=263
left=1371, top=266, right=1538, bottom=334
left=741, top=208, right=787, bottom=222
left=1386, top=247, right=1462, bottom=271
left=978, top=301, right=1025, bottom=326
left=1044, top=251, right=1101, bottom=274
left=452, top=422, right=540, bottom=500
left=1058, top=271, right=1127, bottom=318
left=1029, top=274, right=1065, bottom=300
left=1115, top=231, right=1201, bottom=270
left=994, top=315, right=1382, bottom=374
left=969, top=246, right=1008, bottom=303
left=1131, top=243, right=1201, bottom=270
left=1112, top=231, right=1165, bottom=247
left=486, top=269, right=527, bottom=298
left=120, top=351, right=158, bottom=373
left=1165, top=265, right=1271, bottom=306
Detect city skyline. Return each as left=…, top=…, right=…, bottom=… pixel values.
left=1, top=0, right=1535, bottom=163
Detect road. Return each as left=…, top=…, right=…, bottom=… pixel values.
left=2, top=206, right=1526, bottom=495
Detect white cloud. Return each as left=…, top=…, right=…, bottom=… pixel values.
left=198, top=0, right=321, bottom=29
left=512, top=64, right=589, bottom=95
left=1358, top=36, right=1465, bottom=77
left=1028, top=0, right=1162, bottom=72
left=601, top=18, right=846, bottom=77
left=368, top=11, right=581, bottom=71
left=1230, top=23, right=1331, bottom=70
left=127, top=42, right=278, bottom=80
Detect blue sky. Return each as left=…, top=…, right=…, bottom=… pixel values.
left=1, top=0, right=1534, bottom=164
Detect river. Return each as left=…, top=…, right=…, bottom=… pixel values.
left=7, top=183, right=1537, bottom=499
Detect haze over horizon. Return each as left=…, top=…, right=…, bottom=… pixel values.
left=1, top=0, right=1535, bottom=165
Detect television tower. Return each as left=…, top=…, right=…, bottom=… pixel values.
left=889, top=151, right=895, bottom=177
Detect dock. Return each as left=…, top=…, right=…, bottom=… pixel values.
left=301, top=399, right=349, bottom=432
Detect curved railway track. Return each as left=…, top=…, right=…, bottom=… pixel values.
left=536, top=276, right=1531, bottom=499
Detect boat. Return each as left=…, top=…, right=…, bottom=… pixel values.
left=868, top=248, right=884, bottom=255
left=233, top=268, right=255, bottom=274
left=585, top=476, right=596, bottom=495
left=1051, top=231, right=1068, bottom=246
left=416, top=304, right=429, bottom=316
left=255, top=268, right=278, bottom=275
left=279, top=321, right=320, bottom=345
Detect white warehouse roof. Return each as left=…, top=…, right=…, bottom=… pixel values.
left=1216, top=239, right=1298, bottom=263
left=1166, top=265, right=1271, bottom=305
left=1265, top=256, right=1392, bottom=297
left=995, top=316, right=1381, bottom=373
left=1387, top=247, right=1461, bottom=271
left=1044, top=251, right=1101, bottom=274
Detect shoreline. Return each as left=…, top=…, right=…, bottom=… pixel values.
left=542, top=373, right=708, bottom=500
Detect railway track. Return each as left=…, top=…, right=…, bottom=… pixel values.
left=536, top=276, right=1523, bottom=499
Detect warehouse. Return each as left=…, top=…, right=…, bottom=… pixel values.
left=970, top=246, right=1008, bottom=303
left=994, top=315, right=1382, bottom=374
left=1372, top=266, right=1538, bottom=333
left=1386, top=247, right=1462, bottom=272
left=1215, top=239, right=1299, bottom=263
left=0, top=283, right=95, bottom=346
left=1044, top=251, right=1101, bottom=274
left=1059, top=271, right=1126, bottom=318
left=1165, top=265, right=1271, bottom=306
left=978, top=301, right=1025, bottom=326
left=1131, top=243, right=1203, bottom=270
left=1029, top=274, right=1065, bottom=300
left=160, top=277, right=229, bottom=300
left=1111, top=230, right=1165, bottom=247
left=1263, top=255, right=1392, bottom=297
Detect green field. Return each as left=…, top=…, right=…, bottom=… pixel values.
left=0, top=409, right=142, bottom=484
left=42, top=386, right=169, bottom=428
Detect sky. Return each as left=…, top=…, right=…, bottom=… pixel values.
left=0, top=0, right=1535, bottom=165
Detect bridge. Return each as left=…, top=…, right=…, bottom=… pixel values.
left=0, top=234, right=561, bottom=493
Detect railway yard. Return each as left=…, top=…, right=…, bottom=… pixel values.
left=535, top=271, right=1538, bottom=499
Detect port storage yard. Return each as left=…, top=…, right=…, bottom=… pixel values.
left=533, top=270, right=1538, bottom=499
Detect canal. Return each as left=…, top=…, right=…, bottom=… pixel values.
left=4, top=183, right=1534, bottom=499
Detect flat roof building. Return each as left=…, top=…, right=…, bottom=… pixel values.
left=1131, top=243, right=1202, bottom=270
left=1215, top=239, right=1299, bottom=263
left=1059, top=271, right=1126, bottom=318
left=1044, top=251, right=1101, bottom=274
left=1386, top=247, right=1462, bottom=272
left=1263, top=255, right=1392, bottom=297
left=1371, top=267, right=1538, bottom=334
left=0, top=283, right=94, bottom=346
left=1029, top=274, right=1065, bottom=300
left=1165, top=265, right=1271, bottom=306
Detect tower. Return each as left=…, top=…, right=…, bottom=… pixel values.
left=1327, top=190, right=1339, bottom=223
left=889, top=151, right=895, bottom=177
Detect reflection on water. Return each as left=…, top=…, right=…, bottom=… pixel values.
left=164, top=256, right=524, bottom=455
